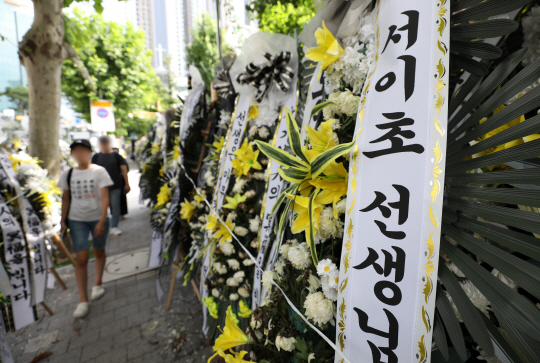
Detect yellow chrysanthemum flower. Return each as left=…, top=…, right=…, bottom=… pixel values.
left=155, top=183, right=170, bottom=208
left=203, top=296, right=219, bottom=319
left=223, top=193, right=247, bottom=210
left=180, top=198, right=195, bottom=220
left=305, top=21, right=344, bottom=75
left=238, top=300, right=252, bottom=318
left=213, top=216, right=235, bottom=245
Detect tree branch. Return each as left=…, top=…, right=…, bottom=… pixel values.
left=63, top=41, right=97, bottom=94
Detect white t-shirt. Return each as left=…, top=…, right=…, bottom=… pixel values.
left=58, top=164, right=114, bottom=222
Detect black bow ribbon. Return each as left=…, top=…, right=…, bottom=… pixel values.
left=213, top=68, right=235, bottom=99
left=236, top=51, right=295, bottom=102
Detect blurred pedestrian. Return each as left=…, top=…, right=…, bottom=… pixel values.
left=112, top=147, right=129, bottom=219
left=92, top=136, right=130, bottom=235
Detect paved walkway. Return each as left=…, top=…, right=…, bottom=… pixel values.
left=7, top=161, right=213, bottom=362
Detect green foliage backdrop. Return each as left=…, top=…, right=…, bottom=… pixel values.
left=246, top=0, right=315, bottom=35
left=185, top=14, right=221, bottom=88
left=62, top=9, right=162, bottom=136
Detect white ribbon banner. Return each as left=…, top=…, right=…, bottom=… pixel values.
left=0, top=202, right=35, bottom=330
left=201, top=94, right=250, bottom=333
left=148, top=230, right=163, bottom=269
left=300, top=63, right=324, bottom=140
left=21, top=198, right=46, bottom=304
left=180, top=84, right=207, bottom=148
left=335, top=1, right=449, bottom=362
left=251, top=97, right=296, bottom=310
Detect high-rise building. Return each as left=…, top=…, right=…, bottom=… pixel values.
left=0, top=0, right=33, bottom=112
left=136, top=0, right=156, bottom=65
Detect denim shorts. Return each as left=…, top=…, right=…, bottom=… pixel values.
left=68, top=219, right=109, bottom=253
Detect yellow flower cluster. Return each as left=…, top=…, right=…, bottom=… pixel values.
left=231, top=139, right=262, bottom=181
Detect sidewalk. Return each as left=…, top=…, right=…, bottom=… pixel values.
left=6, top=161, right=213, bottom=362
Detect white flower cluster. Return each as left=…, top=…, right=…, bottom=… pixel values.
left=275, top=335, right=297, bottom=352
left=252, top=103, right=280, bottom=128
left=304, top=291, right=335, bottom=327
left=318, top=207, right=344, bottom=240
left=287, top=242, right=312, bottom=270
left=325, top=13, right=376, bottom=94
left=323, top=90, right=361, bottom=120
left=218, top=109, right=232, bottom=129
left=317, top=259, right=339, bottom=301
left=203, top=160, right=216, bottom=187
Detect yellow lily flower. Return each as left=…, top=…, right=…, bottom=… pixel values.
left=211, top=136, right=225, bottom=161
left=238, top=300, right=252, bottom=318
left=212, top=306, right=250, bottom=352
left=213, top=216, right=235, bottom=245
left=304, top=119, right=338, bottom=161
left=305, top=21, right=344, bottom=74
left=155, top=183, right=170, bottom=207
left=286, top=193, right=323, bottom=235
left=180, top=198, right=195, bottom=220
left=194, top=191, right=206, bottom=204
left=247, top=105, right=259, bottom=121
left=203, top=296, right=219, bottom=319
left=223, top=193, right=247, bottom=210
left=310, top=161, right=348, bottom=218
left=208, top=349, right=255, bottom=363
left=205, top=213, right=219, bottom=232
left=232, top=139, right=262, bottom=180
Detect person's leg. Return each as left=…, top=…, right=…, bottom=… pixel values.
left=120, top=191, right=127, bottom=218
left=109, top=188, right=121, bottom=228
left=91, top=219, right=109, bottom=286
left=69, top=221, right=91, bottom=303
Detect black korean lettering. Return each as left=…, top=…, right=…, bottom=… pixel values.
left=360, top=185, right=410, bottom=224
left=367, top=341, right=398, bottom=363
left=375, top=72, right=396, bottom=93
left=363, top=112, right=424, bottom=158
left=13, top=290, right=29, bottom=301
left=353, top=246, right=406, bottom=283
left=398, top=55, right=416, bottom=101
left=354, top=307, right=398, bottom=349
left=374, top=280, right=402, bottom=306
left=382, top=10, right=419, bottom=54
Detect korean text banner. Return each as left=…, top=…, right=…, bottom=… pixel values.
left=335, top=1, right=449, bottom=362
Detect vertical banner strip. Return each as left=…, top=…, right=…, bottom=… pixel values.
left=335, top=1, right=449, bottom=362
left=251, top=96, right=297, bottom=310
left=300, top=63, right=324, bottom=140
left=201, top=94, right=251, bottom=334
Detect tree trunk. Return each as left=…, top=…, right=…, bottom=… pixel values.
left=18, top=0, right=65, bottom=180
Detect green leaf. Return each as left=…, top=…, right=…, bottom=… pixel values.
left=439, top=261, right=494, bottom=356
left=441, top=238, right=540, bottom=339
left=271, top=184, right=297, bottom=215
left=435, top=284, right=468, bottom=361
left=306, top=188, right=320, bottom=266
left=278, top=167, right=309, bottom=184
left=286, top=108, right=309, bottom=163
left=310, top=140, right=355, bottom=178
left=451, top=19, right=518, bottom=39
left=276, top=197, right=292, bottom=245
left=451, top=0, right=531, bottom=23
left=255, top=140, right=308, bottom=170
left=450, top=40, right=502, bottom=60
left=310, top=100, right=335, bottom=118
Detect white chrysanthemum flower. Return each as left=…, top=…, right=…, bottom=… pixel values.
left=204, top=169, right=215, bottom=187
left=335, top=199, right=347, bottom=215
left=212, top=288, right=220, bottom=298
left=226, top=277, right=239, bottom=287
left=243, top=259, right=255, bottom=266
left=198, top=215, right=206, bottom=223
left=287, top=242, right=311, bottom=270
left=227, top=259, right=240, bottom=270
left=232, top=179, right=247, bottom=194
left=250, top=239, right=259, bottom=249
left=229, top=293, right=239, bottom=301
left=249, top=215, right=260, bottom=233
left=248, top=125, right=259, bottom=139
left=262, top=271, right=279, bottom=291
left=314, top=232, right=326, bottom=245
left=213, top=262, right=227, bottom=275
left=228, top=211, right=238, bottom=221
left=317, top=259, right=338, bottom=277
left=446, top=262, right=465, bottom=277
left=238, top=287, right=250, bottom=298
left=244, top=189, right=257, bottom=198
left=279, top=239, right=298, bottom=257
left=275, top=258, right=285, bottom=276
left=250, top=316, right=262, bottom=329
left=254, top=103, right=280, bottom=128
left=318, top=207, right=344, bottom=239
left=252, top=172, right=265, bottom=180
left=219, top=110, right=232, bottom=129
left=307, top=273, right=321, bottom=294
left=275, top=335, right=297, bottom=352
left=220, top=241, right=235, bottom=255
left=304, top=292, right=335, bottom=327
left=258, top=127, right=270, bottom=139
left=321, top=277, right=338, bottom=301
left=325, top=269, right=339, bottom=289
left=491, top=269, right=518, bottom=291
left=462, top=280, right=491, bottom=316
left=233, top=226, right=249, bottom=237
left=233, top=271, right=245, bottom=283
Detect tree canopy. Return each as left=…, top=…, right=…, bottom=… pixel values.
left=185, top=14, right=221, bottom=88
left=62, top=9, right=162, bottom=137
left=246, top=0, right=315, bottom=35
left=1, top=85, right=29, bottom=112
